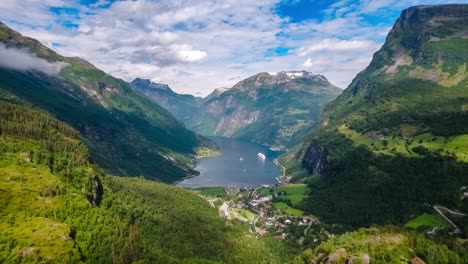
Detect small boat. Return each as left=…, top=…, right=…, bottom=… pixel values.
left=240, top=157, right=243, bottom=161
left=257, top=152, right=266, bottom=160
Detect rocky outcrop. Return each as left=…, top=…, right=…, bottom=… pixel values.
left=86, top=175, right=103, bottom=206
left=301, top=141, right=330, bottom=175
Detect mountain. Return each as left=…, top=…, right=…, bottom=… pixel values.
left=195, top=71, right=341, bottom=149
left=130, top=78, right=202, bottom=125
left=134, top=71, right=341, bottom=150
left=287, top=4, right=468, bottom=227
left=0, top=22, right=216, bottom=182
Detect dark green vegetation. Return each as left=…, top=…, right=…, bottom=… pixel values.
left=131, top=72, right=341, bottom=150
left=0, top=101, right=285, bottom=263
left=0, top=22, right=215, bottom=183
left=286, top=4, right=468, bottom=230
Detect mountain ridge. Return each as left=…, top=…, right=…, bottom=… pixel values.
left=132, top=70, right=342, bottom=150
left=0, top=22, right=214, bottom=183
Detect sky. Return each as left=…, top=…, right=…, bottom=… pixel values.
left=0, top=0, right=465, bottom=96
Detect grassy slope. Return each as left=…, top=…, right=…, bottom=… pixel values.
left=405, top=214, right=450, bottom=229
left=274, top=184, right=308, bottom=206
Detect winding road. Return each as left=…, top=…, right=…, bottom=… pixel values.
left=433, top=205, right=467, bottom=234
left=274, top=159, right=286, bottom=176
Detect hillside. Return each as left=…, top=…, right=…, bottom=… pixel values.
left=134, top=71, right=341, bottom=150
left=0, top=101, right=284, bottom=263
left=287, top=4, right=468, bottom=227
left=292, top=227, right=468, bottom=264
left=0, top=22, right=214, bottom=182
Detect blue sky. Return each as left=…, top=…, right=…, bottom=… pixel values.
left=0, top=0, right=465, bottom=95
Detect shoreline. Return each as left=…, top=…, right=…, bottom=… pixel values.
left=172, top=170, right=200, bottom=186
left=273, top=159, right=286, bottom=176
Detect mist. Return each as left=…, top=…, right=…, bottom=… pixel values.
left=0, top=44, right=67, bottom=75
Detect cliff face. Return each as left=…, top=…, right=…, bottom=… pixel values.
left=301, top=141, right=330, bottom=175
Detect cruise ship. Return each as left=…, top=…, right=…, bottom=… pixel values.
left=257, top=152, right=266, bottom=160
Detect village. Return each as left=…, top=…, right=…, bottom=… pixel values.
left=197, top=184, right=335, bottom=246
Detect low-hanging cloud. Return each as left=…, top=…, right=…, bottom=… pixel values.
left=0, top=44, right=67, bottom=75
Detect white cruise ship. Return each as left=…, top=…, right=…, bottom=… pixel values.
left=257, top=152, right=266, bottom=160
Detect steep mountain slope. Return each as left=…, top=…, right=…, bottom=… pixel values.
left=131, top=78, right=202, bottom=125
left=290, top=4, right=468, bottom=227
left=0, top=101, right=283, bottom=263
left=0, top=22, right=214, bottom=182
left=134, top=71, right=341, bottom=150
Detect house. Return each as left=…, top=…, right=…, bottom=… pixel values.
left=219, top=202, right=229, bottom=218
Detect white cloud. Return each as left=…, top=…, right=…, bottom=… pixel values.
left=297, top=39, right=379, bottom=55
left=300, top=58, right=313, bottom=68
left=172, top=44, right=207, bottom=63
left=0, top=44, right=67, bottom=75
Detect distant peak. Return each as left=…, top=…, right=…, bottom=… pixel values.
left=263, top=70, right=330, bottom=82
left=131, top=78, right=173, bottom=92
left=204, top=87, right=230, bottom=100
left=268, top=70, right=316, bottom=77
left=214, top=87, right=229, bottom=92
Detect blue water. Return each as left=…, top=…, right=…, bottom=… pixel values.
left=177, top=137, right=282, bottom=188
